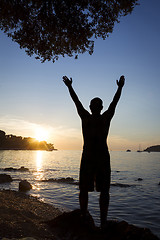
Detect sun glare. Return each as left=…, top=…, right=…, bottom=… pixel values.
left=35, top=127, right=49, bottom=142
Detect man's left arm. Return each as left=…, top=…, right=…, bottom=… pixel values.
left=103, top=75, right=125, bottom=119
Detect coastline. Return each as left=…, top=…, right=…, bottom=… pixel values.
left=0, top=190, right=159, bottom=240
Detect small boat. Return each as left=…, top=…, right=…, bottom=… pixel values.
left=137, top=144, right=142, bottom=152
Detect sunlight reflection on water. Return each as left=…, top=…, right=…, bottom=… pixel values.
left=32, top=151, right=44, bottom=190
left=36, top=151, right=43, bottom=171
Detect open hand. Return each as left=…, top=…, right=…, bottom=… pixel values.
left=63, top=76, right=72, bottom=87
left=116, top=75, right=125, bottom=88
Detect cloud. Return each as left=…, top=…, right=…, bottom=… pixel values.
left=0, top=115, right=52, bottom=138
left=0, top=115, right=82, bottom=149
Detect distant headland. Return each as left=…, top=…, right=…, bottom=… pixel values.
left=0, top=130, right=56, bottom=151
left=144, top=145, right=160, bottom=152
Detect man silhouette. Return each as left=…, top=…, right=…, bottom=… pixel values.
left=63, top=75, right=125, bottom=228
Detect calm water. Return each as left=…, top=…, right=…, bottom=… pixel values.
left=0, top=150, right=160, bottom=237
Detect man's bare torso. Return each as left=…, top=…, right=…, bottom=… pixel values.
left=81, top=112, right=111, bottom=153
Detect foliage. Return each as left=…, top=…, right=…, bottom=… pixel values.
left=0, top=0, right=138, bottom=62
left=0, top=130, right=55, bottom=150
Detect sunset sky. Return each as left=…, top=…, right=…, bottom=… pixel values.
left=0, top=0, right=160, bottom=151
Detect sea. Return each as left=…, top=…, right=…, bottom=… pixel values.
left=0, top=150, right=160, bottom=238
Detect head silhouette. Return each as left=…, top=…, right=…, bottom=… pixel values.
left=90, top=97, right=103, bottom=115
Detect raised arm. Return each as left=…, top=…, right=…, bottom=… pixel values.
left=63, top=76, right=88, bottom=117
left=104, top=75, right=125, bottom=118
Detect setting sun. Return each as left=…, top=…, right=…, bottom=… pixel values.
left=35, top=128, right=49, bottom=142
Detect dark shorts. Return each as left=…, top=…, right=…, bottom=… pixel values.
left=79, top=151, right=111, bottom=192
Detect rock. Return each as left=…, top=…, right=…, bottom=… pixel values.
left=111, top=183, right=132, bottom=188
left=41, top=177, right=75, bottom=184
left=18, top=166, right=29, bottom=172
left=2, top=238, right=36, bottom=240
left=19, top=180, right=32, bottom=192
left=136, top=178, right=143, bottom=181
left=46, top=209, right=95, bottom=239
left=4, top=166, right=29, bottom=172
left=4, top=167, right=16, bottom=171
left=45, top=209, right=159, bottom=240
left=115, top=220, right=159, bottom=240
left=56, top=177, right=74, bottom=183
left=0, top=174, right=13, bottom=183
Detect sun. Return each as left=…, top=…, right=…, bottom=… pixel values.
left=35, top=128, right=49, bottom=142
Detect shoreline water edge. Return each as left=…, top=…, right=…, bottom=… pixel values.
left=0, top=189, right=159, bottom=240
left=0, top=150, right=160, bottom=239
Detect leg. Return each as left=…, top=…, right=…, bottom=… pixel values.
left=99, top=191, right=110, bottom=228
left=79, top=189, right=88, bottom=217
left=97, top=159, right=111, bottom=228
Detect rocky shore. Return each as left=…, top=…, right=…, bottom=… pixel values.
left=0, top=190, right=61, bottom=239
left=0, top=190, right=159, bottom=240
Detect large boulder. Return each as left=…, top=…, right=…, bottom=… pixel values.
left=46, top=209, right=159, bottom=240
left=0, top=174, right=13, bottom=183
left=19, top=180, right=32, bottom=192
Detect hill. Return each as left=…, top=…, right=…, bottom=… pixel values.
left=144, top=145, right=160, bottom=152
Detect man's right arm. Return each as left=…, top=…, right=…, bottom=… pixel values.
left=63, top=76, right=88, bottom=117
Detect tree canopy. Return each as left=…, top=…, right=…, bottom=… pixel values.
left=0, top=130, right=55, bottom=150
left=0, top=0, right=138, bottom=62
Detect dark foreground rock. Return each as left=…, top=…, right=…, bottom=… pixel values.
left=46, top=209, right=159, bottom=240
left=0, top=190, right=159, bottom=240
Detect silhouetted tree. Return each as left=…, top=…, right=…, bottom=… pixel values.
left=0, top=130, right=5, bottom=139
left=0, top=130, right=55, bottom=150
left=0, top=0, right=138, bottom=62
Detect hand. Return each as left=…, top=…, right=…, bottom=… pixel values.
left=116, top=75, right=125, bottom=88
left=63, top=76, right=72, bottom=87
